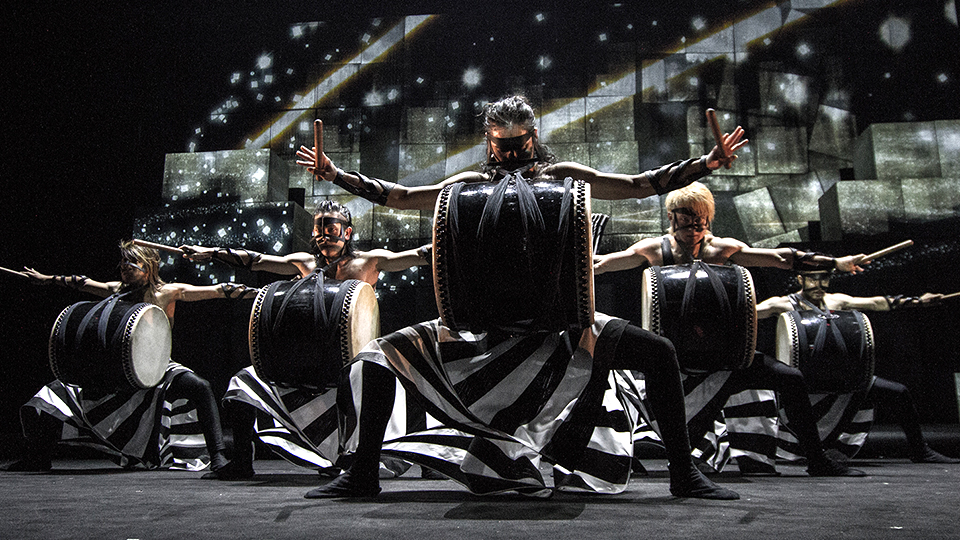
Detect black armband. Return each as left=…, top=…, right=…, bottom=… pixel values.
left=213, top=248, right=262, bottom=269
left=220, top=282, right=258, bottom=299
left=790, top=248, right=837, bottom=271
left=885, top=295, right=921, bottom=310
left=646, top=156, right=709, bottom=196
left=333, top=169, right=396, bottom=206
left=54, top=275, right=88, bottom=289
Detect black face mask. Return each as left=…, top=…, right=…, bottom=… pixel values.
left=801, top=273, right=831, bottom=291
left=312, top=216, right=350, bottom=250
left=487, top=132, right=537, bottom=168
left=118, top=260, right=146, bottom=273
left=671, top=207, right=709, bottom=232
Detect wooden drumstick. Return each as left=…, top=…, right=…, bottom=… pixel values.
left=0, top=265, right=27, bottom=278
left=313, top=119, right=323, bottom=175
left=864, top=240, right=913, bottom=261
left=133, top=239, right=184, bottom=254
left=941, top=291, right=960, bottom=301
left=705, top=108, right=730, bottom=169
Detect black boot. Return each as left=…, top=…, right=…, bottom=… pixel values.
left=911, top=444, right=960, bottom=464
left=806, top=452, right=866, bottom=476
left=668, top=462, right=740, bottom=500
left=304, top=466, right=381, bottom=498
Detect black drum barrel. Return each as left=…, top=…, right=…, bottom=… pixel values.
left=432, top=177, right=594, bottom=334
left=249, top=274, right=379, bottom=391
left=642, top=262, right=757, bottom=374
left=776, top=309, right=875, bottom=393
left=48, top=300, right=171, bottom=391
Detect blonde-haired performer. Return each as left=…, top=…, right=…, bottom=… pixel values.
left=3, top=240, right=256, bottom=477
left=595, top=181, right=870, bottom=477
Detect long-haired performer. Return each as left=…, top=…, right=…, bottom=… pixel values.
left=180, top=199, right=431, bottom=480
left=3, top=240, right=256, bottom=477
left=291, top=95, right=747, bottom=499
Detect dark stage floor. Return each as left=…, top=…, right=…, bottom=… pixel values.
left=2, top=432, right=959, bottom=540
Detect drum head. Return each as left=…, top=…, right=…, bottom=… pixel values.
left=125, top=304, right=172, bottom=388
left=640, top=267, right=659, bottom=334
left=342, top=281, right=380, bottom=361
left=775, top=312, right=800, bottom=368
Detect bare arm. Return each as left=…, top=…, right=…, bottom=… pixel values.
left=755, top=295, right=797, bottom=319
left=729, top=247, right=867, bottom=273
left=181, top=245, right=312, bottom=276
left=593, top=241, right=655, bottom=275
left=831, top=292, right=943, bottom=311
left=367, top=246, right=430, bottom=273
left=162, top=282, right=259, bottom=303
left=21, top=267, right=120, bottom=298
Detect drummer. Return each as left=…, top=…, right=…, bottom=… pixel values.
left=289, top=95, right=747, bottom=500
left=594, top=181, right=870, bottom=476
left=753, top=270, right=959, bottom=464
left=179, top=199, right=431, bottom=481
left=181, top=199, right=428, bottom=285
left=3, top=240, right=257, bottom=476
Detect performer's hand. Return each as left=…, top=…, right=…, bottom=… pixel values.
left=835, top=254, right=868, bottom=273
left=179, top=245, right=214, bottom=262
left=919, top=292, right=943, bottom=306
left=705, top=126, right=748, bottom=170
left=22, top=267, right=51, bottom=285
left=593, top=255, right=608, bottom=275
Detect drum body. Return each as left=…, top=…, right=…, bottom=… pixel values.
left=249, top=274, right=379, bottom=391
left=776, top=309, right=875, bottom=393
left=48, top=300, right=171, bottom=390
left=432, top=177, right=594, bottom=334
left=642, top=262, right=757, bottom=375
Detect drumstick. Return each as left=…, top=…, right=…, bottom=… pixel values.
left=864, top=240, right=913, bottom=261
left=132, top=239, right=184, bottom=254
left=0, top=265, right=28, bottom=278
left=705, top=108, right=730, bottom=169
left=313, top=119, right=323, bottom=175
left=941, top=291, right=960, bottom=301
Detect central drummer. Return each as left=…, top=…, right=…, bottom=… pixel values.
left=595, top=181, right=870, bottom=477
left=294, top=95, right=746, bottom=500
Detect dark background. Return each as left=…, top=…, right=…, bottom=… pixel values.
left=2, top=1, right=959, bottom=437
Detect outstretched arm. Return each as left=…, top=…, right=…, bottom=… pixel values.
left=833, top=292, right=943, bottom=312
left=729, top=247, right=868, bottom=273
left=21, top=267, right=119, bottom=298
left=593, top=241, right=653, bottom=275
left=180, top=245, right=312, bottom=276
left=163, top=282, right=260, bottom=303
left=754, top=295, right=798, bottom=320
left=369, top=245, right=431, bottom=273
left=550, top=125, right=748, bottom=200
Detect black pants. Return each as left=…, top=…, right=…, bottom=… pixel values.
left=21, top=371, right=226, bottom=463
left=868, top=376, right=926, bottom=452
left=687, top=353, right=827, bottom=460
left=344, top=321, right=698, bottom=472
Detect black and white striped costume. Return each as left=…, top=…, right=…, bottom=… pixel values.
left=632, top=238, right=808, bottom=473
left=339, top=315, right=645, bottom=494
left=223, top=366, right=425, bottom=475
left=22, top=361, right=211, bottom=470
left=769, top=294, right=875, bottom=461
